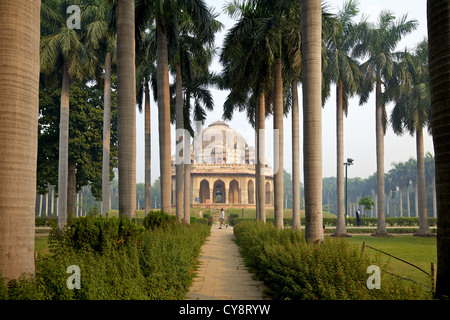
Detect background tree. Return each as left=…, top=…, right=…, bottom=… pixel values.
left=326, top=0, right=362, bottom=235
left=390, top=39, right=431, bottom=235
left=37, top=82, right=118, bottom=204
left=40, top=0, right=98, bottom=227
left=353, top=10, right=418, bottom=235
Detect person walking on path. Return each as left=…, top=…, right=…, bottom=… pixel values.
left=356, top=208, right=362, bottom=227
left=219, top=208, right=225, bottom=229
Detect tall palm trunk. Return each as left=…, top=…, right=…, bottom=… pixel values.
left=157, top=21, right=172, bottom=214
left=428, top=0, right=450, bottom=298
left=67, top=159, right=76, bottom=218
left=58, top=63, right=70, bottom=228
left=117, top=0, right=136, bottom=219
left=416, top=127, right=430, bottom=235
left=292, top=80, right=301, bottom=230
left=145, top=82, right=151, bottom=215
left=257, top=92, right=266, bottom=223
left=0, top=0, right=40, bottom=281
left=184, top=129, right=191, bottom=224
left=184, top=91, right=191, bottom=224
left=302, top=0, right=323, bottom=242
left=336, top=81, right=346, bottom=235
left=375, top=80, right=387, bottom=235
left=175, top=62, right=184, bottom=221
left=273, top=59, right=284, bottom=229
left=102, top=52, right=112, bottom=216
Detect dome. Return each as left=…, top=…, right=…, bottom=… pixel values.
left=194, top=121, right=253, bottom=164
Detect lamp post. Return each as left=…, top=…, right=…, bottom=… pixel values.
left=344, top=158, right=354, bottom=223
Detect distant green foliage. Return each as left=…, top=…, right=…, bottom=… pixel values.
left=359, top=196, right=375, bottom=211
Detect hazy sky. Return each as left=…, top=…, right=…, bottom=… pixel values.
left=136, top=0, right=433, bottom=184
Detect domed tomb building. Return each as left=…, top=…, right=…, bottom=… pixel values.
left=171, top=121, right=273, bottom=208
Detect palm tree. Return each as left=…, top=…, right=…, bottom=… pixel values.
left=0, top=0, right=41, bottom=282
left=302, top=0, right=323, bottom=242
left=40, top=0, right=95, bottom=227
left=427, top=0, right=450, bottom=299
left=424, top=152, right=436, bottom=218
left=390, top=40, right=431, bottom=235
left=326, top=0, right=362, bottom=236
left=353, top=11, right=418, bottom=236
left=149, top=0, right=212, bottom=215
left=84, top=0, right=117, bottom=216
left=220, top=0, right=273, bottom=223
left=116, top=0, right=136, bottom=219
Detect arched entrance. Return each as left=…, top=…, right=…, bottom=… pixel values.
left=213, top=180, right=226, bottom=203
left=199, top=179, right=210, bottom=203
left=247, top=180, right=254, bottom=204
left=265, top=181, right=271, bottom=205
left=229, top=180, right=239, bottom=204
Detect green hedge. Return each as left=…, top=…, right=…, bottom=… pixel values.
left=233, top=221, right=431, bottom=300
left=233, top=217, right=438, bottom=228
left=2, top=212, right=210, bottom=300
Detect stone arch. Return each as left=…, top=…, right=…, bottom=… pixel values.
left=248, top=180, right=254, bottom=204
left=213, top=179, right=226, bottom=203
left=199, top=179, right=210, bottom=203
left=229, top=179, right=239, bottom=204
left=265, top=181, right=271, bottom=205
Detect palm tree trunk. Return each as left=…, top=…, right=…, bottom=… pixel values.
left=336, top=81, right=346, bottom=235
left=399, top=188, right=403, bottom=217
left=428, top=0, right=450, bottom=298
left=102, top=51, right=112, bottom=216
left=416, top=127, right=430, bottom=235
left=157, top=21, right=172, bottom=215
left=175, top=62, right=184, bottom=221
left=302, top=0, right=323, bottom=242
left=184, top=131, right=191, bottom=225
left=58, top=63, right=70, bottom=228
left=117, top=0, right=136, bottom=219
left=292, top=80, right=301, bottom=230
left=67, top=159, right=76, bottom=218
left=273, top=59, right=284, bottom=229
left=433, top=177, right=437, bottom=218
left=0, top=0, right=40, bottom=281
left=39, top=194, right=42, bottom=217
left=415, top=182, right=418, bottom=217
left=407, top=186, right=411, bottom=217
left=145, top=82, right=151, bottom=215
left=257, top=92, right=266, bottom=223
left=375, top=80, right=387, bottom=235
left=183, top=91, right=191, bottom=224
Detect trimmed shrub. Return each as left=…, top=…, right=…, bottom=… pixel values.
left=233, top=221, right=431, bottom=300
left=142, top=211, right=177, bottom=230
left=2, top=216, right=210, bottom=300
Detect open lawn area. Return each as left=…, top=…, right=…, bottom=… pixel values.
left=344, top=235, right=437, bottom=290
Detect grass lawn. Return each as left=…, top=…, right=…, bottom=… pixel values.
left=344, top=235, right=437, bottom=289
left=35, top=236, right=51, bottom=257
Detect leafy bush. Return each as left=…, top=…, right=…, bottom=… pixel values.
left=48, top=214, right=144, bottom=254
left=1, top=215, right=210, bottom=300
left=233, top=221, right=431, bottom=300
left=142, top=211, right=177, bottom=230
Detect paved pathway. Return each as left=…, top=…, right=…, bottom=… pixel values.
left=186, top=223, right=269, bottom=300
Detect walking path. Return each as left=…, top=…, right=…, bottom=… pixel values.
left=186, top=222, right=269, bottom=300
